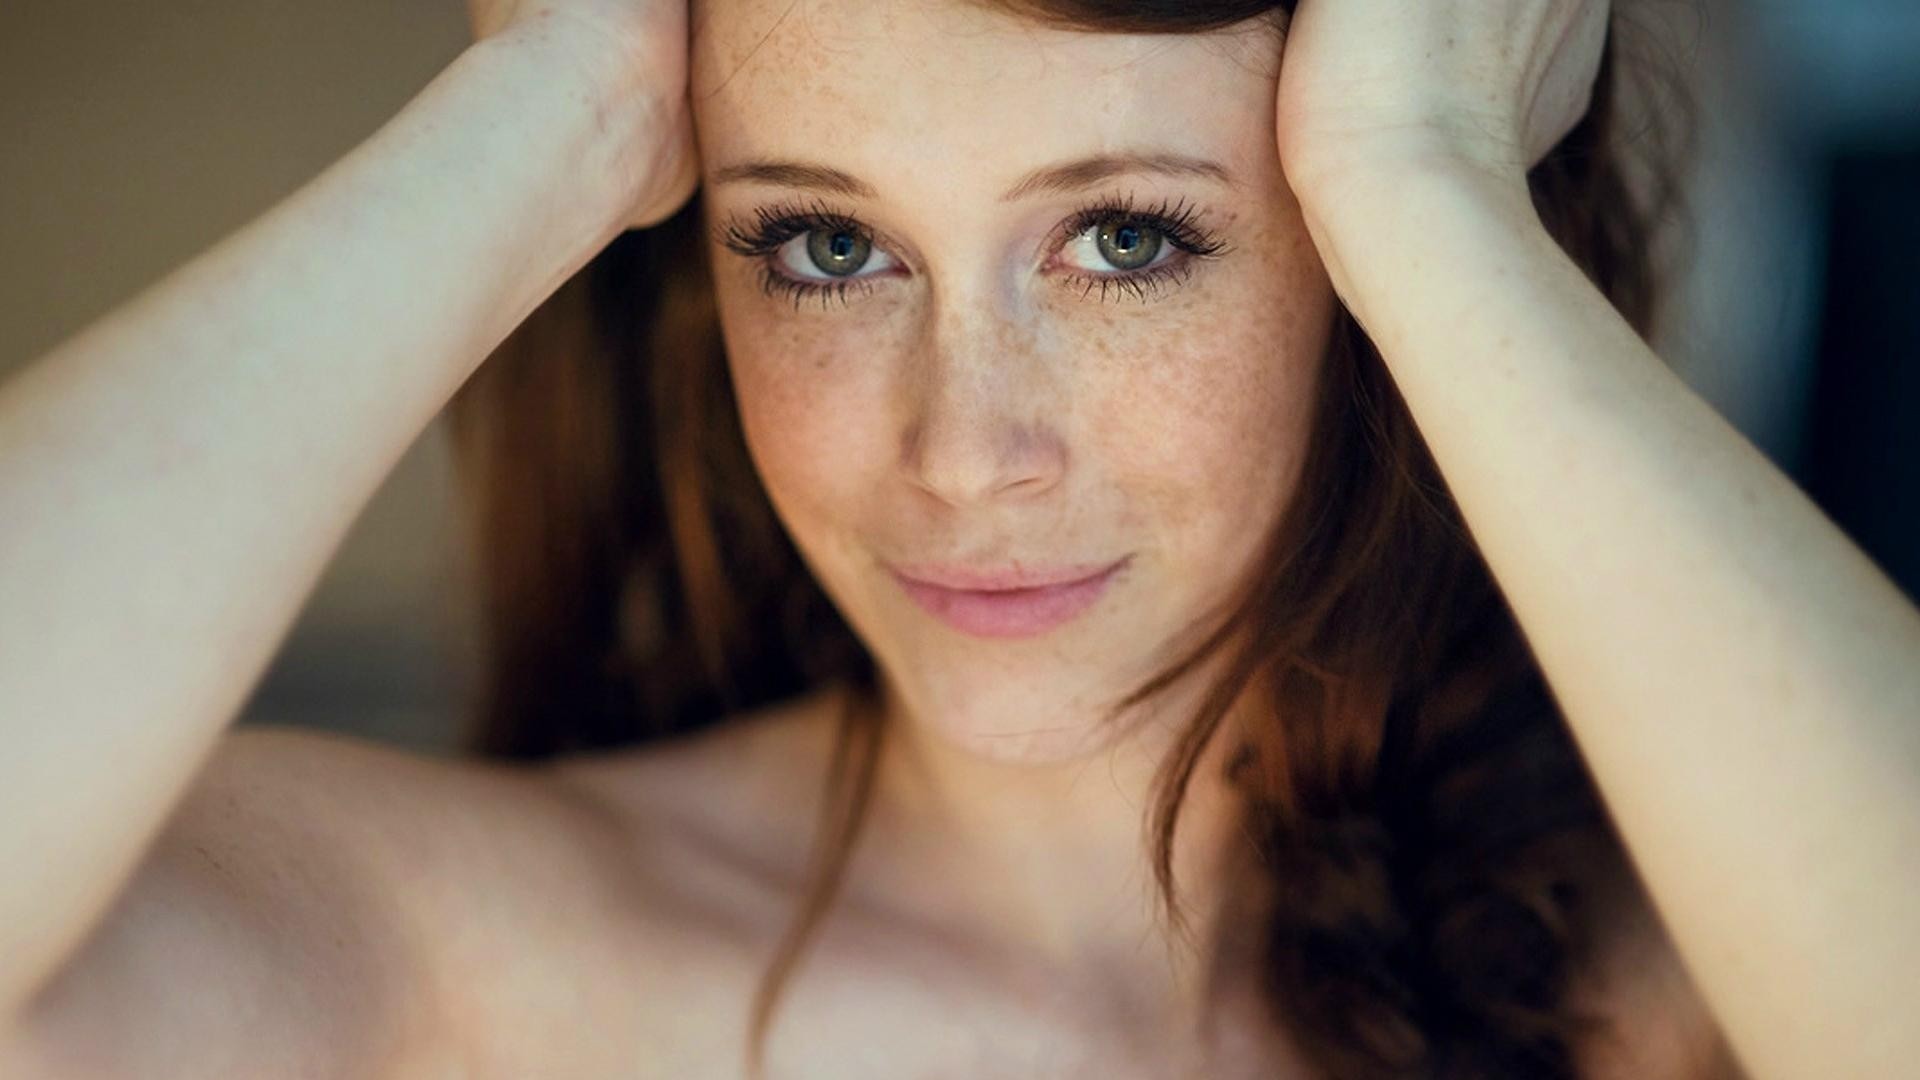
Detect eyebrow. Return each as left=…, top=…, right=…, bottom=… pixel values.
left=709, top=150, right=1236, bottom=202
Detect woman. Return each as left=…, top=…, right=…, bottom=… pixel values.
left=1, top=0, right=1914, bottom=1075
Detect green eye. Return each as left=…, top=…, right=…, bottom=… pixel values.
left=807, top=228, right=871, bottom=277
left=1095, top=221, right=1163, bottom=271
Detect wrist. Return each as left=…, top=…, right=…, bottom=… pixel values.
left=464, top=21, right=689, bottom=234
left=1282, top=118, right=1530, bottom=210
left=1292, top=150, right=1540, bottom=326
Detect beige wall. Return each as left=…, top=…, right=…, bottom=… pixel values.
left=0, top=3, right=479, bottom=749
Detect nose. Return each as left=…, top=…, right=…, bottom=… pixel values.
left=897, top=301, right=1067, bottom=507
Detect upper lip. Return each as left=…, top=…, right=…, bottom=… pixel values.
left=887, top=557, right=1128, bottom=592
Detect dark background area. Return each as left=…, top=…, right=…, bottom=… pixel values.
left=1803, top=149, right=1920, bottom=601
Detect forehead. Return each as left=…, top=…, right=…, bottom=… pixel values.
left=690, top=0, right=1283, bottom=195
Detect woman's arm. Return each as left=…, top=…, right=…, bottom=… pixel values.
left=1305, top=151, right=1920, bottom=1080
left=0, top=16, right=685, bottom=1023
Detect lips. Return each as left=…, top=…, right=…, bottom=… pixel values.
left=887, top=556, right=1129, bottom=639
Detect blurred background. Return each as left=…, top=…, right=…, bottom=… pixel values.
left=2, top=0, right=1915, bottom=754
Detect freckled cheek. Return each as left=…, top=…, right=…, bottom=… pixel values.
left=725, top=321, right=898, bottom=528
left=1084, top=308, right=1322, bottom=542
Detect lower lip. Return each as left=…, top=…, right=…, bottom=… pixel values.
left=890, top=560, right=1127, bottom=639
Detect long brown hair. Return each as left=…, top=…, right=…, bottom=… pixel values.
left=448, top=3, right=1715, bottom=1076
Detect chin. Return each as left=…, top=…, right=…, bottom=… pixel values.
left=878, top=653, right=1158, bottom=767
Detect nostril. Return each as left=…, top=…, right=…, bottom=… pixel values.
left=899, top=416, right=1065, bottom=506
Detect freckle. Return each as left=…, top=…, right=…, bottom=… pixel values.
left=193, top=844, right=225, bottom=874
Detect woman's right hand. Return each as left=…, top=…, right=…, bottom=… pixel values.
left=466, top=0, right=700, bottom=229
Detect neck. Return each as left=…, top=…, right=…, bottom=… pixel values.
left=850, top=665, right=1267, bottom=1027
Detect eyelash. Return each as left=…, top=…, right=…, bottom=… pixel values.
left=715, top=194, right=1231, bottom=310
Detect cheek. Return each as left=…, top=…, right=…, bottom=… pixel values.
left=1087, top=249, right=1333, bottom=541
left=718, top=295, right=899, bottom=529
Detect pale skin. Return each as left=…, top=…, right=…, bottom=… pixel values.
left=0, top=0, right=1914, bottom=1078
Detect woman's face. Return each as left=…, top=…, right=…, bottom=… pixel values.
left=690, top=0, right=1334, bottom=763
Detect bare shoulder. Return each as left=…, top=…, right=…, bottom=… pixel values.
left=189, top=721, right=821, bottom=1075
left=548, top=688, right=841, bottom=844
left=514, top=690, right=847, bottom=1070
left=541, top=686, right=845, bottom=930
left=165, top=696, right=842, bottom=1077
left=7, top=693, right=860, bottom=1079
left=128, top=720, right=799, bottom=1078
left=8, top=723, right=518, bottom=1077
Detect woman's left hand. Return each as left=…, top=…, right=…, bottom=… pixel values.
left=1273, top=0, right=1611, bottom=203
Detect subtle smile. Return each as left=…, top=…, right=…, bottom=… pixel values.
left=887, top=557, right=1131, bottom=639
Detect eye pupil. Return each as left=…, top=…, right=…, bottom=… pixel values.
left=1096, top=220, right=1161, bottom=271
left=808, top=228, right=870, bottom=276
